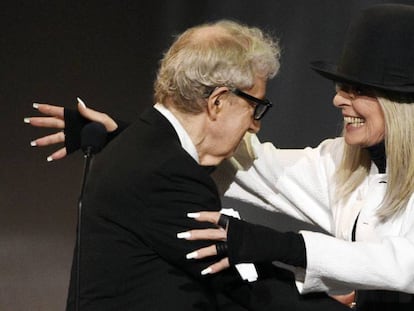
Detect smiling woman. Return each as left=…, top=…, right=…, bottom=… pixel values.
left=19, top=2, right=414, bottom=311
left=333, top=85, right=385, bottom=147
left=184, top=4, right=414, bottom=311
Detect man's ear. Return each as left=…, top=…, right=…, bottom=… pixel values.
left=207, top=87, right=228, bottom=120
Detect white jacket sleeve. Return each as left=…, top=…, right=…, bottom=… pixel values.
left=298, top=225, right=414, bottom=294
left=215, top=133, right=343, bottom=234
left=214, top=133, right=414, bottom=294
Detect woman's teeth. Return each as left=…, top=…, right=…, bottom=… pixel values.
left=344, top=116, right=365, bottom=127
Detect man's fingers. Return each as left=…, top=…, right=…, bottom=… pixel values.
left=35, top=103, right=64, bottom=118
left=26, top=117, right=65, bottom=129
left=32, top=132, right=65, bottom=147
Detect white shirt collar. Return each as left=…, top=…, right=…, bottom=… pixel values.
left=154, top=103, right=199, bottom=163
left=154, top=105, right=256, bottom=281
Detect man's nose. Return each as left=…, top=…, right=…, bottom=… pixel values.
left=248, top=119, right=261, bottom=133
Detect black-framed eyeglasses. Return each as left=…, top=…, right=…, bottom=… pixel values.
left=231, top=88, right=273, bottom=120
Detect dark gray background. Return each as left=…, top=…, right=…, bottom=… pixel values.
left=1, top=0, right=413, bottom=309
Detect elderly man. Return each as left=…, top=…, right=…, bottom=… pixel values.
left=26, top=20, right=349, bottom=311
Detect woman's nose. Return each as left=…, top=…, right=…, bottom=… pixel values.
left=333, top=91, right=353, bottom=108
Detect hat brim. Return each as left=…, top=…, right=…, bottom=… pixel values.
left=310, top=61, right=414, bottom=93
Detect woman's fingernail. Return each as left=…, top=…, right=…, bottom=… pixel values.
left=201, top=267, right=212, bottom=275
left=177, top=232, right=191, bottom=239
left=77, top=97, right=86, bottom=108
left=187, top=212, right=200, bottom=218
left=186, top=251, right=198, bottom=259
left=47, top=156, right=53, bottom=162
left=30, top=141, right=37, bottom=147
left=32, top=103, right=39, bottom=109
left=24, top=118, right=30, bottom=123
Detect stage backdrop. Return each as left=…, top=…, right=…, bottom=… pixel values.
left=1, top=0, right=412, bottom=309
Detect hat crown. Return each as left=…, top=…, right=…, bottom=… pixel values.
left=312, top=4, right=414, bottom=94
left=338, top=4, right=414, bottom=87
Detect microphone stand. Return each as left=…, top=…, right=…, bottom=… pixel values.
left=76, top=146, right=93, bottom=311
left=74, top=121, right=107, bottom=311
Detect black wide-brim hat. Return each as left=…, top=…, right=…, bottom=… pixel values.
left=311, top=4, right=414, bottom=95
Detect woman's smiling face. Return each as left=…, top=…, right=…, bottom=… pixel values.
left=333, top=84, right=385, bottom=147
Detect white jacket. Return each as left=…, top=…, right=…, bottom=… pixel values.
left=217, top=133, right=414, bottom=294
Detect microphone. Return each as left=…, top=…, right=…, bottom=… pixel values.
left=76, top=121, right=107, bottom=311
left=81, top=122, right=107, bottom=157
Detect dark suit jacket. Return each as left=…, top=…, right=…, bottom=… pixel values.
left=66, top=107, right=349, bottom=311
left=66, top=107, right=254, bottom=310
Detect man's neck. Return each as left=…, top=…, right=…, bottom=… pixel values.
left=165, top=103, right=223, bottom=166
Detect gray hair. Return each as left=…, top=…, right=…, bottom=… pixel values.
left=154, top=20, right=281, bottom=113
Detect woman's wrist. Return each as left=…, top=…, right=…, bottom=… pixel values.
left=227, top=217, right=307, bottom=268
